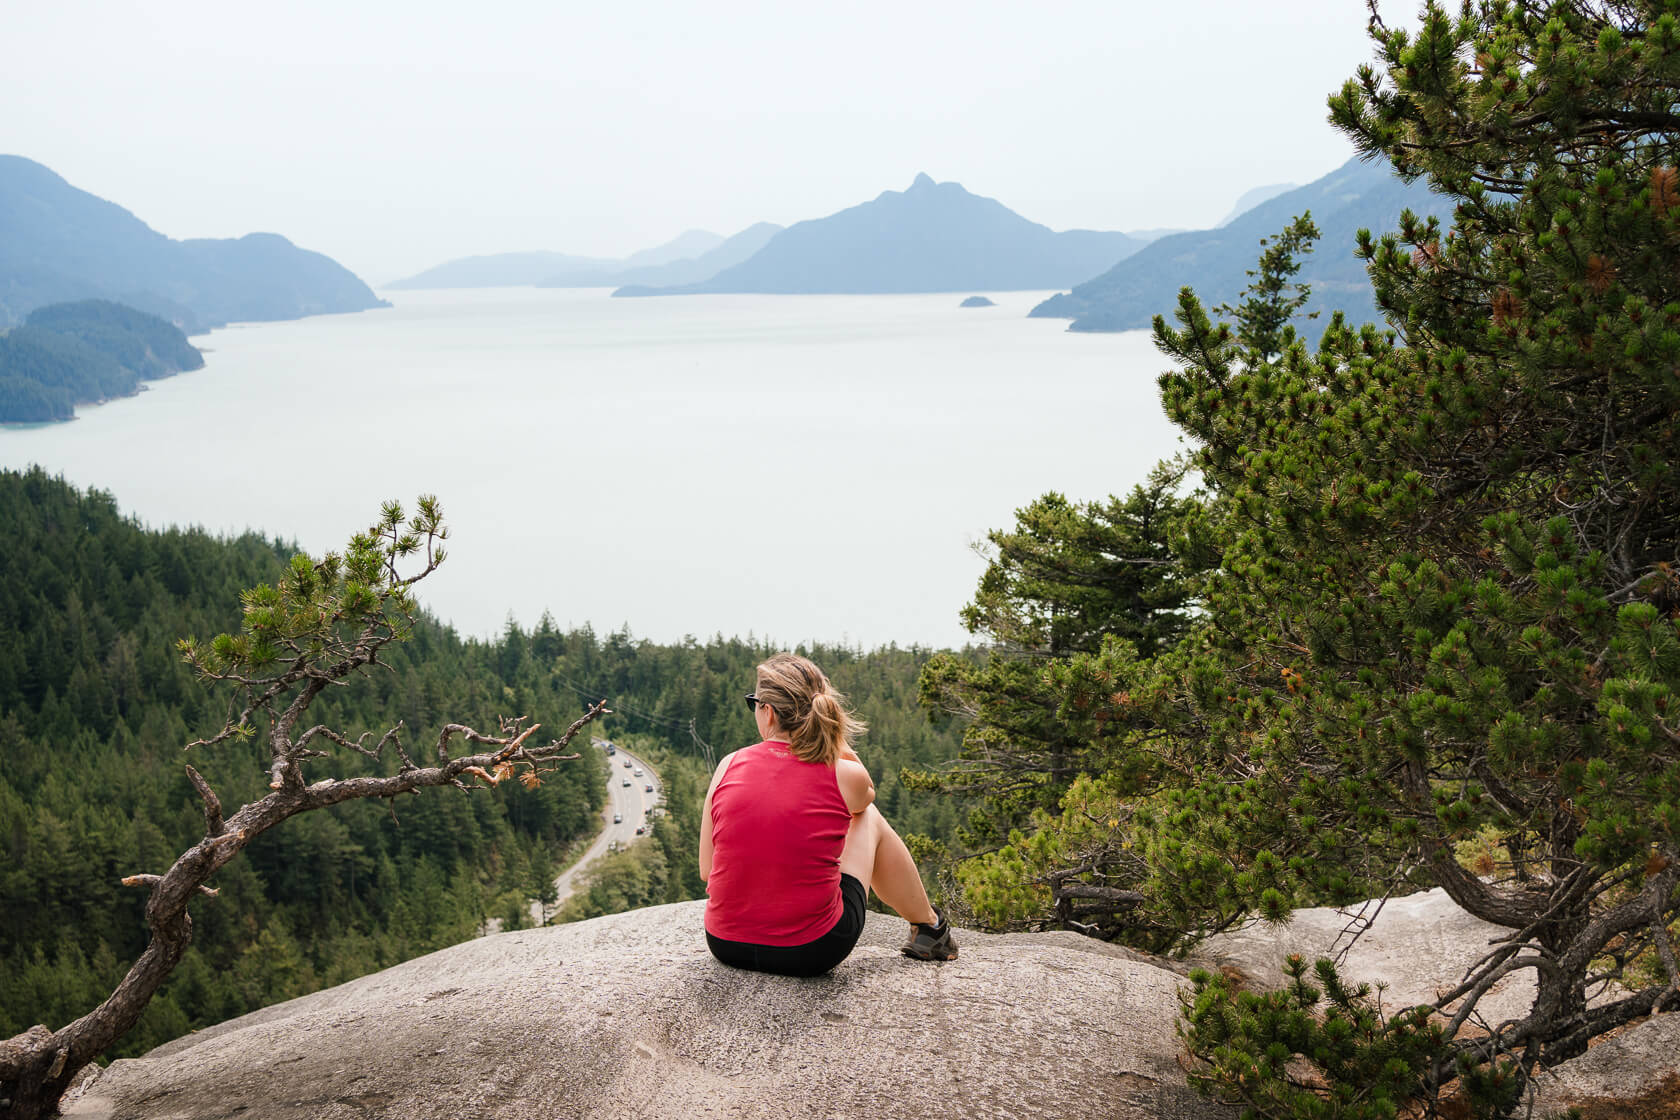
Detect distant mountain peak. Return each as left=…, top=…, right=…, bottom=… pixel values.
left=616, top=175, right=1144, bottom=297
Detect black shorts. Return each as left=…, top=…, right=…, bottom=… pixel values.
left=705, top=873, right=867, bottom=977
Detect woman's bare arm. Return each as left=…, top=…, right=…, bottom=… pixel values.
left=698, top=750, right=739, bottom=883
left=835, top=757, right=875, bottom=815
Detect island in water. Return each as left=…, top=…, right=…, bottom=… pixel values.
left=0, top=300, right=203, bottom=423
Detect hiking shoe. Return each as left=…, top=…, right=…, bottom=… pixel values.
left=902, top=918, right=958, bottom=961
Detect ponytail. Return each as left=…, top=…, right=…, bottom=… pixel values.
left=755, top=652, right=866, bottom=765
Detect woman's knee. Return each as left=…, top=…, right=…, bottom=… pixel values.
left=843, top=805, right=880, bottom=850
left=860, top=804, right=907, bottom=847
left=838, top=806, right=883, bottom=875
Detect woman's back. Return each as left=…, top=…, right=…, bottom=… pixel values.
left=704, top=741, right=852, bottom=945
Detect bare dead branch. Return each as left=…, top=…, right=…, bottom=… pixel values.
left=295, top=724, right=359, bottom=751
left=121, top=875, right=219, bottom=899
left=183, top=765, right=224, bottom=838
left=1054, top=883, right=1146, bottom=905
left=435, top=722, right=505, bottom=764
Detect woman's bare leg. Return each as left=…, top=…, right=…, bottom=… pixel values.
left=837, top=805, right=937, bottom=926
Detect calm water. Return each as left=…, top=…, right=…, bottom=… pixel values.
left=0, top=288, right=1182, bottom=649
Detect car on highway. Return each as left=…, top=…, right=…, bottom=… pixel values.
left=612, top=812, right=623, bottom=824
left=635, top=825, right=646, bottom=835
left=644, top=783, right=653, bottom=792
left=633, top=767, right=643, bottom=776
left=622, top=778, right=632, bottom=787
left=622, top=759, right=632, bottom=768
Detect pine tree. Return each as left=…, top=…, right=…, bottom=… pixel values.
left=1153, top=1, right=1680, bottom=1112
left=918, top=464, right=1195, bottom=743
left=1215, top=212, right=1320, bottom=362
left=919, top=2, right=1680, bottom=1111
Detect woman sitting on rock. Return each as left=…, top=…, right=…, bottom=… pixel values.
left=698, top=651, right=956, bottom=976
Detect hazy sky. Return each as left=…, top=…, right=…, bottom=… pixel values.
left=6, top=1, right=1411, bottom=285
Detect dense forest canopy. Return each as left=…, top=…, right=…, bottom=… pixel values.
left=0, top=468, right=965, bottom=1065
left=0, top=300, right=203, bottom=423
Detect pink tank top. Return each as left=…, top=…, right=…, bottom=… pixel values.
left=705, top=741, right=853, bottom=945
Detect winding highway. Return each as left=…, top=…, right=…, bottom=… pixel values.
left=546, top=737, right=663, bottom=911
left=485, top=738, right=664, bottom=932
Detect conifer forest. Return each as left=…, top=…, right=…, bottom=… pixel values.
left=7, top=2, right=1680, bottom=1117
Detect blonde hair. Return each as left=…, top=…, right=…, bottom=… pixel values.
left=755, top=652, right=866, bottom=765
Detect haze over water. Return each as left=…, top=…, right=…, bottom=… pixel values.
left=0, top=288, right=1181, bottom=650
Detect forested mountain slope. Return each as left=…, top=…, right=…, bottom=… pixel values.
left=1030, top=156, right=1449, bottom=332
left=0, top=469, right=607, bottom=1057
left=0, top=156, right=386, bottom=331
left=0, top=470, right=965, bottom=1058
left=0, top=300, right=204, bottom=422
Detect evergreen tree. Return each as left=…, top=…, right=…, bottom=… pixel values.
left=913, top=457, right=1206, bottom=940
left=924, top=3, right=1680, bottom=1111
left=1215, top=212, right=1320, bottom=363
left=1156, top=2, right=1680, bottom=1112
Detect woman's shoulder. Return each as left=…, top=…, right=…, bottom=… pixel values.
left=709, top=747, right=744, bottom=787
left=714, top=741, right=773, bottom=778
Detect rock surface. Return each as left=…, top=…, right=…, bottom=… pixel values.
left=62, top=901, right=1232, bottom=1120
left=58, top=890, right=1680, bottom=1119
left=1531, top=1012, right=1680, bottom=1117
left=1197, top=887, right=1538, bottom=1027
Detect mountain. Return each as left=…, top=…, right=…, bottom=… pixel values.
left=1123, top=227, right=1191, bottom=243
left=613, top=174, right=1146, bottom=297
left=538, top=222, right=783, bottom=290
left=619, top=229, right=725, bottom=269
left=1029, top=157, right=1451, bottom=333
left=1217, top=182, right=1297, bottom=227
left=0, top=156, right=385, bottom=332
left=384, top=251, right=621, bottom=289
left=387, top=229, right=732, bottom=290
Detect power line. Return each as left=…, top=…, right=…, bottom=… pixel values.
left=689, top=718, right=715, bottom=770
left=549, top=669, right=717, bottom=767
